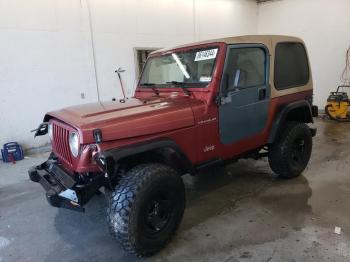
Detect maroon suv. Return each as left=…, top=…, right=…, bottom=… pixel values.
left=29, top=35, right=318, bottom=257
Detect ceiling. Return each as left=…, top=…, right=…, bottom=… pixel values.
left=257, top=0, right=275, bottom=3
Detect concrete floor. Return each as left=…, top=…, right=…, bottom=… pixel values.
left=1, top=118, right=350, bottom=262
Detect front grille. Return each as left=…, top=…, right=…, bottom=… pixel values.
left=52, top=121, right=73, bottom=168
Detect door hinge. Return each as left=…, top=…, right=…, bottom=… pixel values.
left=216, top=95, right=232, bottom=105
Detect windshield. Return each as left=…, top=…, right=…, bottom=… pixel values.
left=139, top=47, right=219, bottom=88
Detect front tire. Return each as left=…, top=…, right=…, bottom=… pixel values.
left=107, top=163, right=185, bottom=257
left=268, top=121, right=312, bottom=178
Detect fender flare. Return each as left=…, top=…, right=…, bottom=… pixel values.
left=268, top=100, right=313, bottom=144
left=98, top=138, right=195, bottom=175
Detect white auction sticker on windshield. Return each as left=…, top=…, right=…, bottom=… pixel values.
left=195, top=48, right=218, bottom=61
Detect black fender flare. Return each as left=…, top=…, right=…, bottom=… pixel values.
left=268, top=100, right=313, bottom=144
left=98, top=138, right=195, bottom=176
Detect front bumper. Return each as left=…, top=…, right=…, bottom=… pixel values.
left=29, top=159, right=104, bottom=212
left=310, top=127, right=317, bottom=137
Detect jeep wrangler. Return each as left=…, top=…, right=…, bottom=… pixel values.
left=29, top=35, right=318, bottom=257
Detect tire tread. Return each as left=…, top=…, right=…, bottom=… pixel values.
left=106, top=163, right=184, bottom=257
left=268, top=121, right=312, bottom=178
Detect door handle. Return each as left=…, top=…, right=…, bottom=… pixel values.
left=258, top=88, right=266, bottom=100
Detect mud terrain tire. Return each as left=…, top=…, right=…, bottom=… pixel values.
left=268, top=121, right=312, bottom=178
left=107, top=163, right=185, bottom=257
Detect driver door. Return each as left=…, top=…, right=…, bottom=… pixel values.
left=219, top=44, right=270, bottom=145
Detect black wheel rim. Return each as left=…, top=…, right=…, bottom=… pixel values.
left=144, top=192, right=174, bottom=235
left=290, top=137, right=307, bottom=166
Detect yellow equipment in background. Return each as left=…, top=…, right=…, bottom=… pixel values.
left=325, top=85, right=350, bottom=121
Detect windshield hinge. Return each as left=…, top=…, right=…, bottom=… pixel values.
left=215, top=94, right=232, bottom=105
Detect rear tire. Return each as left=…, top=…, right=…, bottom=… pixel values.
left=107, top=163, right=185, bottom=257
left=268, top=121, right=312, bottom=178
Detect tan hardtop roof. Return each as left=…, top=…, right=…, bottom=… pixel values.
left=152, top=35, right=304, bottom=54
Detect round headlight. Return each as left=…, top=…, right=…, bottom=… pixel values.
left=69, top=132, right=80, bottom=157
left=48, top=122, right=53, bottom=141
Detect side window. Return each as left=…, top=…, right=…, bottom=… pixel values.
left=225, top=47, right=266, bottom=90
left=274, top=42, right=310, bottom=90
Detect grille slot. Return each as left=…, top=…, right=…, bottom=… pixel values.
left=52, top=122, right=73, bottom=168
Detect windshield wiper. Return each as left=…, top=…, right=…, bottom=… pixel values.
left=166, top=81, right=191, bottom=96
left=140, top=83, right=159, bottom=96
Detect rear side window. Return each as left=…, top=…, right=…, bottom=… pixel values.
left=274, top=42, right=309, bottom=90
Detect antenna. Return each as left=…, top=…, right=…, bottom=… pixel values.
left=115, top=67, right=126, bottom=99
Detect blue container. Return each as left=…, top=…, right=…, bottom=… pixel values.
left=1, top=142, right=24, bottom=163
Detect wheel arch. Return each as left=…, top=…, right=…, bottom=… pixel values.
left=98, top=139, right=195, bottom=177
left=268, top=100, right=313, bottom=144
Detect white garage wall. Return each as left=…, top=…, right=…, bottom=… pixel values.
left=3, top=0, right=348, bottom=151
left=88, top=0, right=258, bottom=101
left=257, top=0, right=350, bottom=108
left=0, top=0, right=98, bottom=150
left=0, top=0, right=258, bottom=150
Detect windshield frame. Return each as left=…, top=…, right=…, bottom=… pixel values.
left=137, top=44, right=222, bottom=90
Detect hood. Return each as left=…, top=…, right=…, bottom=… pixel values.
left=47, top=96, right=204, bottom=144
